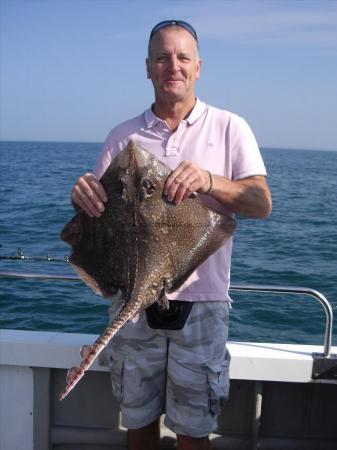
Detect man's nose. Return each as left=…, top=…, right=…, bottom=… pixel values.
left=167, top=56, right=179, bottom=71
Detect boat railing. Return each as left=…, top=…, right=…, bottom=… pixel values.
left=0, top=270, right=334, bottom=359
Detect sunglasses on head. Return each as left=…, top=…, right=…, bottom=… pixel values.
left=149, top=20, right=198, bottom=43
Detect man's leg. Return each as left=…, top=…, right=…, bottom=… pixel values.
left=127, top=419, right=160, bottom=450
left=128, top=423, right=211, bottom=450
left=177, top=434, right=211, bottom=450
left=106, top=306, right=167, bottom=450
left=165, top=302, right=230, bottom=441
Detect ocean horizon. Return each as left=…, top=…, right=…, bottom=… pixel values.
left=1, top=139, right=337, bottom=153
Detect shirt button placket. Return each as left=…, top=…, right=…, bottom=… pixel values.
left=165, top=122, right=186, bottom=157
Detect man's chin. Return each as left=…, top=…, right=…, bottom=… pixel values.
left=160, top=89, right=185, bottom=101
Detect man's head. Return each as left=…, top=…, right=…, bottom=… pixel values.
left=146, top=20, right=202, bottom=105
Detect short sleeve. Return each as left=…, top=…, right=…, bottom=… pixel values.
left=93, top=132, right=122, bottom=180
left=231, top=116, right=267, bottom=181
left=93, top=143, right=112, bottom=180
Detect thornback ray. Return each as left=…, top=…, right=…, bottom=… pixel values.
left=58, top=141, right=236, bottom=401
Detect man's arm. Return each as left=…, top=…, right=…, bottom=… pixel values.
left=210, top=174, right=272, bottom=219
left=164, top=160, right=272, bottom=219
left=70, top=162, right=272, bottom=220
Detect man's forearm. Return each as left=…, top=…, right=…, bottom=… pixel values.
left=210, top=175, right=272, bottom=219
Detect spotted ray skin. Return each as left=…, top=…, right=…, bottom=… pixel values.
left=59, top=141, right=236, bottom=401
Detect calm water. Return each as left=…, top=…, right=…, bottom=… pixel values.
left=0, top=141, right=336, bottom=346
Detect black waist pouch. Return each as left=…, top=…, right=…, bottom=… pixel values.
left=145, top=300, right=194, bottom=330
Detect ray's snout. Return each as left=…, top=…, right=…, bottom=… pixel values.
left=114, top=142, right=151, bottom=171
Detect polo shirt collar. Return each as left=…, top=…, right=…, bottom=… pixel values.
left=143, top=98, right=207, bottom=129
left=185, top=98, right=207, bottom=125
left=143, top=108, right=162, bottom=129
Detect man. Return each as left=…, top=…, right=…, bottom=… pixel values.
left=71, top=20, right=272, bottom=450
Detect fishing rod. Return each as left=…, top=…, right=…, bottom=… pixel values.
left=0, top=247, right=69, bottom=263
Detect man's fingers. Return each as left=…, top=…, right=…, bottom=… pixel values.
left=87, top=175, right=108, bottom=203
left=164, top=161, right=208, bottom=204
left=172, top=178, right=193, bottom=204
left=182, top=179, right=199, bottom=202
left=75, top=189, right=102, bottom=217
left=78, top=174, right=107, bottom=205
left=71, top=173, right=107, bottom=217
left=74, top=197, right=94, bottom=218
left=164, top=162, right=190, bottom=195
left=165, top=162, right=194, bottom=201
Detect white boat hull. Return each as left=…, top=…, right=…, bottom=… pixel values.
left=1, top=329, right=337, bottom=450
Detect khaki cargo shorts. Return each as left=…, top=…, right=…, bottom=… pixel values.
left=107, top=301, right=230, bottom=438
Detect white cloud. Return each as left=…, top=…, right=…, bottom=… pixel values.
left=167, top=1, right=337, bottom=49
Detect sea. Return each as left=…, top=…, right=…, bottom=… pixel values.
left=0, top=141, right=336, bottom=347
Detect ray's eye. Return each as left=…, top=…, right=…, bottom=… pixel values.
left=142, top=178, right=156, bottom=198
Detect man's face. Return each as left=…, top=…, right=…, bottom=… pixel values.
left=146, top=27, right=201, bottom=104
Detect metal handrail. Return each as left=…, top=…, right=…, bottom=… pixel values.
left=229, top=284, right=333, bottom=358
left=0, top=271, right=334, bottom=358
left=0, top=271, right=79, bottom=281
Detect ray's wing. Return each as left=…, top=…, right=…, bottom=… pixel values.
left=162, top=196, right=236, bottom=293
left=61, top=189, right=132, bottom=300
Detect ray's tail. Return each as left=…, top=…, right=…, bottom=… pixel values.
left=58, top=298, right=143, bottom=401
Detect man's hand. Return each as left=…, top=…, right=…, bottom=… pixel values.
left=164, top=160, right=211, bottom=205
left=163, top=161, right=272, bottom=218
left=71, top=173, right=108, bottom=218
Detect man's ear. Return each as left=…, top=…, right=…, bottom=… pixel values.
left=196, top=58, right=202, bottom=80
left=145, top=58, right=151, bottom=79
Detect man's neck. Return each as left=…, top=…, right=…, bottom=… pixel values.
left=152, top=96, right=197, bottom=131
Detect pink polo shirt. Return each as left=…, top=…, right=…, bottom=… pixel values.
left=94, top=99, right=267, bottom=302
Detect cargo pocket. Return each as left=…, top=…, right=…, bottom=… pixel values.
left=109, top=358, right=124, bottom=402
left=202, top=351, right=230, bottom=416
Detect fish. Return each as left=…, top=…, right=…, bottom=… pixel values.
left=58, top=141, right=236, bottom=401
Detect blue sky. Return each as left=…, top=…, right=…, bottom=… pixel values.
left=1, top=0, right=337, bottom=150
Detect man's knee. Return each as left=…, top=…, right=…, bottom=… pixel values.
left=177, top=433, right=211, bottom=450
